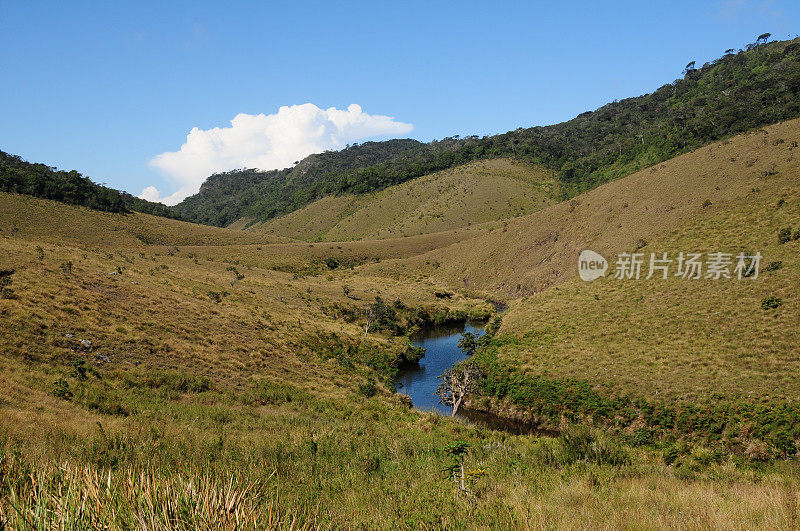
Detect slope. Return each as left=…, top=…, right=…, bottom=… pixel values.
left=362, top=118, right=800, bottom=456
left=173, top=37, right=800, bottom=227
left=384, top=118, right=800, bottom=298
left=2, top=141, right=800, bottom=527
left=248, top=158, right=557, bottom=241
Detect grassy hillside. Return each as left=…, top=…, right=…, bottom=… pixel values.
left=173, top=37, right=800, bottom=227
left=4, top=178, right=800, bottom=527
left=250, top=158, right=557, bottom=241
left=353, top=118, right=800, bottom=464
left=384, top=118, right=800, bottom=298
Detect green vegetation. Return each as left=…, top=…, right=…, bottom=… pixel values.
left=761, top=295, right=783, bottom=310
left=174, top=37, right=800, bottom=227
left=0, top=150, right=180, bottom=218
left=5, top=37, right=800, bottom=527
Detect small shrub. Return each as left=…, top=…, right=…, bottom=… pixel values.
left=208, top=290, right=228, bottom=303
left=761, top=296, right=782, bottom=310
left=745, top=439, right=772, bottom=462
left=631, top=427, right=655, bottom=447
left=0, top=269, right=15, bottom=299
left=72, top=359, right=88, bottom=381
left=778, top=227, right=792, bottom=244
left=794, top=229, right=800, bottom=241
left=35, top=245, right=45, bottom=261
left=702, top=199, right=712, bottom=208
left=663, top=445, right=680, bottom=465
left=556, top=426, right=630, bottom=466
left=249, top=380, right=308, bottom=405
left=358, top=379, right=377, bottom=398
left=60, top=261, right=73, bottom=275
left=764, top=261, right=783, bottom=272
left=774, top=430, right=797, bottom=457
left=52, top=378, right=73, bottom=400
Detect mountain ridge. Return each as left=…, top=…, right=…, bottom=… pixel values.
left=173, top=36, right=800, bottom=228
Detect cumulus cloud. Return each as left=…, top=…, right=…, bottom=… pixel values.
left=141, top=103, right=413, bottom=205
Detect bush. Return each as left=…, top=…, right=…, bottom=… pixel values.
left=774, top=430, right=797, bottom=457
left=556, top=426, right=630, bottom=466
left=126, top=371, right=212, bottom=394
left=52, top=378, right=73, bottom=400
left=778, top=227, right=792, bottom=244
left=0, top=269, right=14, bottom=299
left=663, top=445, right=681, bottom=465
left=358, top=379, right=377, bottom=398
left=71, top=359, right=88, bottom=381
left=630, top=427, right=655, bottom=447
left=207, top=290, right=228, bottom=303
left=761, top=296, right=782, bottom=310
left=248, top=380, right=308, bottom=405
left=764, top=261, right=783, bottom=271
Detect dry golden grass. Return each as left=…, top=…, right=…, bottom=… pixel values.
left=250, top=158, right=557, bottom=241
left=380, top=118, right=800, bottom=298
left=4, top=122, right=800, bottom=527
left=493, top=179, right=799, bottom=402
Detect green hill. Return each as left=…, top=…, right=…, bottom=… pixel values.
left=249, top=158, right=557, bottom=241
left=364, top=116, right=800, bottom=458
left=173, top=37, right=800, bottom=228
left=0, top=150, right=180, bottom=219
left=3, top=121, right=800, bottom=528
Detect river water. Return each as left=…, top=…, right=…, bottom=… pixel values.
left=395, top=321, right=485, bottom=415
left=395, top=321, right=541, bottom=434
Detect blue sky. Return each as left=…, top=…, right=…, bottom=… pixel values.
left=1, top=0, right=798, bottom=203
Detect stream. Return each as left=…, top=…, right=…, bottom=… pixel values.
left=395, top=320, right=540, bottom=435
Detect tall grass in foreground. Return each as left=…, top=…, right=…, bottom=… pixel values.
left=0, top=453, right=311, bottom=530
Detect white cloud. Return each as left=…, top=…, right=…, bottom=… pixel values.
left=141, top=103, right=413, bottom=205
left=138, top=185, right=162, bottom=202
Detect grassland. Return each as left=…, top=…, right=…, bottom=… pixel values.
left=3, top=121, right=800, bottom=527
left=360, top=119, right=800, bottom=464
left=250, top=158, right=557, bottom=241
left=376, top=118, right=800, bottom=297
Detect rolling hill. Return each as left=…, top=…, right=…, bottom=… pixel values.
left=172, top=37, right=800, bottom=228
left=6, top=37, right=800, bottom=531
left=3, top=118, right=800, bottom=527
left=247, top=158, right=557, bottom=241
left=354, top=117, right=800, bottom=458
left=383, top=118, right=800, bottom=297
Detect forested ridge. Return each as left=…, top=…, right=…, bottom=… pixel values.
left=4, top=36, right=799, bottom=228
left=0, top=151, right=181, bottom=219
left=172, top=36, right=800, bottom=227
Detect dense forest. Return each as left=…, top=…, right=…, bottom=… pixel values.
left=0, top=151, right=181, bottom=219
left=172, top=36, right=800, bottom=227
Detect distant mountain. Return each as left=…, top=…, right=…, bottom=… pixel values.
left=173, top=36, right=800, bottom=228
left=0, top=150, right=181, bottom=219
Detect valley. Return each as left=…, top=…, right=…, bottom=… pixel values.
left=2, top=34, right=800, bottom=529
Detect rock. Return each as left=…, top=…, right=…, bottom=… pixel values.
left=79, top=339, right=92, bottom=349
